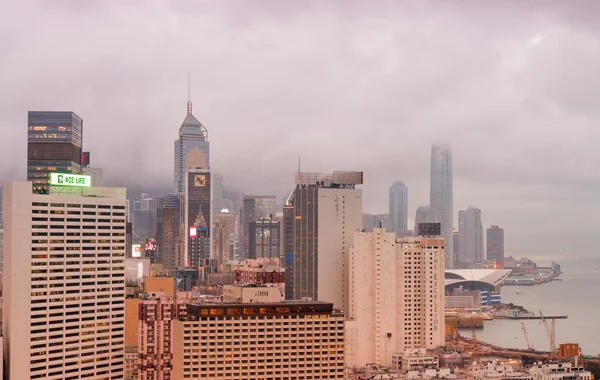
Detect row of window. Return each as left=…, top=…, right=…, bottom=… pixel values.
left=32, top=217, right=125, bottom=223
left=32, top=202, right=125, bottom=209
left=33, top=209, right=125, bottom=216
left=32, top=225, right=125, bottom=230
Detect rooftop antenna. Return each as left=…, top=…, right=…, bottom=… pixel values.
left=187, top=73, right=192, bottom=115
left=298, top=156, right=301, bottom=174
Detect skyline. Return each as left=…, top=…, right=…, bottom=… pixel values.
left=2, top=1, right=600, bottom=260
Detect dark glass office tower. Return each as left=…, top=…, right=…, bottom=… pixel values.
left=27, top=111, right=83, bottom=191
left=487, top=225, right=505, bottom=268
left=185, top=169, right=212, bottom=267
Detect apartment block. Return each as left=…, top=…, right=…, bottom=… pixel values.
left=3, top=181, right=127, bottom=379
left=138, top=292, right=190, bottom=380
left=346, top=229, right=445, bottom=368
left=172, top=302, right=345, bottom=379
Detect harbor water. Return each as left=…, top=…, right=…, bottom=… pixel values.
left=459, top=258, right=600, bottom=355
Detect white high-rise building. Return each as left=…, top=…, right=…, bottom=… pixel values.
left=3, top=181, right=127, bottom=380
left=346, top=228, right=445, bottom=368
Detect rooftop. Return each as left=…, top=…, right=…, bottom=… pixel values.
left=445, top=269, right=512, bottom=288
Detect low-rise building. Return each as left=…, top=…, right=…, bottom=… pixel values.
left=392, top=349, right=440, bottom=372
left=234, top=258, right=285, bottom=290
left=528, top=362, right=591, bottom=380
left=172, top=301, right=345, bottom=379
left=222, top=284, right=281, bottom=303
left=469, top=361, right=533, bottom=380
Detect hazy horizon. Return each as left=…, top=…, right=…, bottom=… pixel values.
left=2, top=1, right=600, bottom=260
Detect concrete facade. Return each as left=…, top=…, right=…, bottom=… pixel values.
left=3, top=181, right=126, bottom=380
left=172, top=302, right=345, bottom=379
left=222, top=284, right=281, bottom=303
left=346, top=229, right=445, bottom=368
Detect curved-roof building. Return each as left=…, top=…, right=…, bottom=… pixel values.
left=445, top=269, right=511, bottom=292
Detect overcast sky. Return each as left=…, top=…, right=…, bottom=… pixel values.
left=2, top=1, right=600, bottom=260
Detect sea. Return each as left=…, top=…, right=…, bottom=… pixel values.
left=458, top=258, right=600, bottom=355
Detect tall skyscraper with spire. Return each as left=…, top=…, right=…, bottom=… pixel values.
left=171, top=80, right=213, bottom=269
left=430, top=144, right=454, bottom=268
left=174, top=86, right=210, bottom=194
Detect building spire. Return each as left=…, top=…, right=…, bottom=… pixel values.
left=187, top=73, right=192, bottom=115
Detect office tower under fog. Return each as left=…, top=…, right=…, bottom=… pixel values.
left=362, top=213, right=391, bottom=232
left=242, top=195, right=277, bottom=259
left=346, top=229, right=445, bottom=368
left=249, top=217, right=280, bottom=259
left=133, top=193, right=155, bottom=241
left=214, top=211, right=236, bottom=266
left=185, top=168, right=212, bottom=267
left=284, top=171, right=363, bottom=311
left=487, top=225, right=505, bottom=268
left=3, top=181, right=127, bottom=379
left=156, top=194, right=182, bottom=270
left=430, top=144, right=454, bottom=268
left=174, top=97, right=210, bottom=194
left=458, top=207, right=484, bottom=264
left=27, top=111, right=83, bottom=191
left=389, top=180, right=408, bottom=234
left=413, top=206, right=436, bottom=236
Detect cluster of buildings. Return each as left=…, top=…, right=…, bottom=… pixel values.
left=0, top=96, right=557, bottom=380
left=0, top=100, right=453, bottom=380
left=367, top=147, right=506, bottom=271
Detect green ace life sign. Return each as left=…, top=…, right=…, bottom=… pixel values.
left=50, top=173, right=91, bottom=187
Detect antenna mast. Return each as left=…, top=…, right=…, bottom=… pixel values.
left=187, top=73, right=192, bottom=115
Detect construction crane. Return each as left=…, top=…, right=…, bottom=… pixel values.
left=539, top=312, right=559, bottom=356
left=521, top=322, right=534, bottom=351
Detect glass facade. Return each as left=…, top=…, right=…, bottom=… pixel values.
left=242, top=196, right=277, bottom=259
left=27, top=111, right=83, bottom=190
left=289, top=185, right=319, bottom=302
left=174, top=113, right=209, bottom=194
left=389, top=180, right=408, bottom=234
left=248, top=219, right=280, bottom=259
left=430, top=145, right=454, bottom=268
left=186, top=171, right=211, bottom=267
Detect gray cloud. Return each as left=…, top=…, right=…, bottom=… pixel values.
left=2, top=0, right=600, bottom=259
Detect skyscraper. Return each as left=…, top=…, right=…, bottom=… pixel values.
left=174, top=99, right=209, bottom=194
left=389, top=180, right=408, bottom=235
left=413, top=206, right=436, bottom=236
left=346, top=229, right=445, bottom=368
left=241, top=195, right=277, bottom=259
left=283, top=171, right=363, bottom=310
left=487, top=225, right=505, bottom=268
left=429, top=144, right=454, bottom=268
left=458, top=207, right=484, bottom=264
left=248, top=217, right=280, bottom=259
left=27, top=111, right=83, bottom=191
left=3, top=181, right=126, bottom=379
left=184, top=169, right=212, bottom=267
left=155, top=194, right=182, bottom=270
left=214, top=211, right=236, bottom=267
